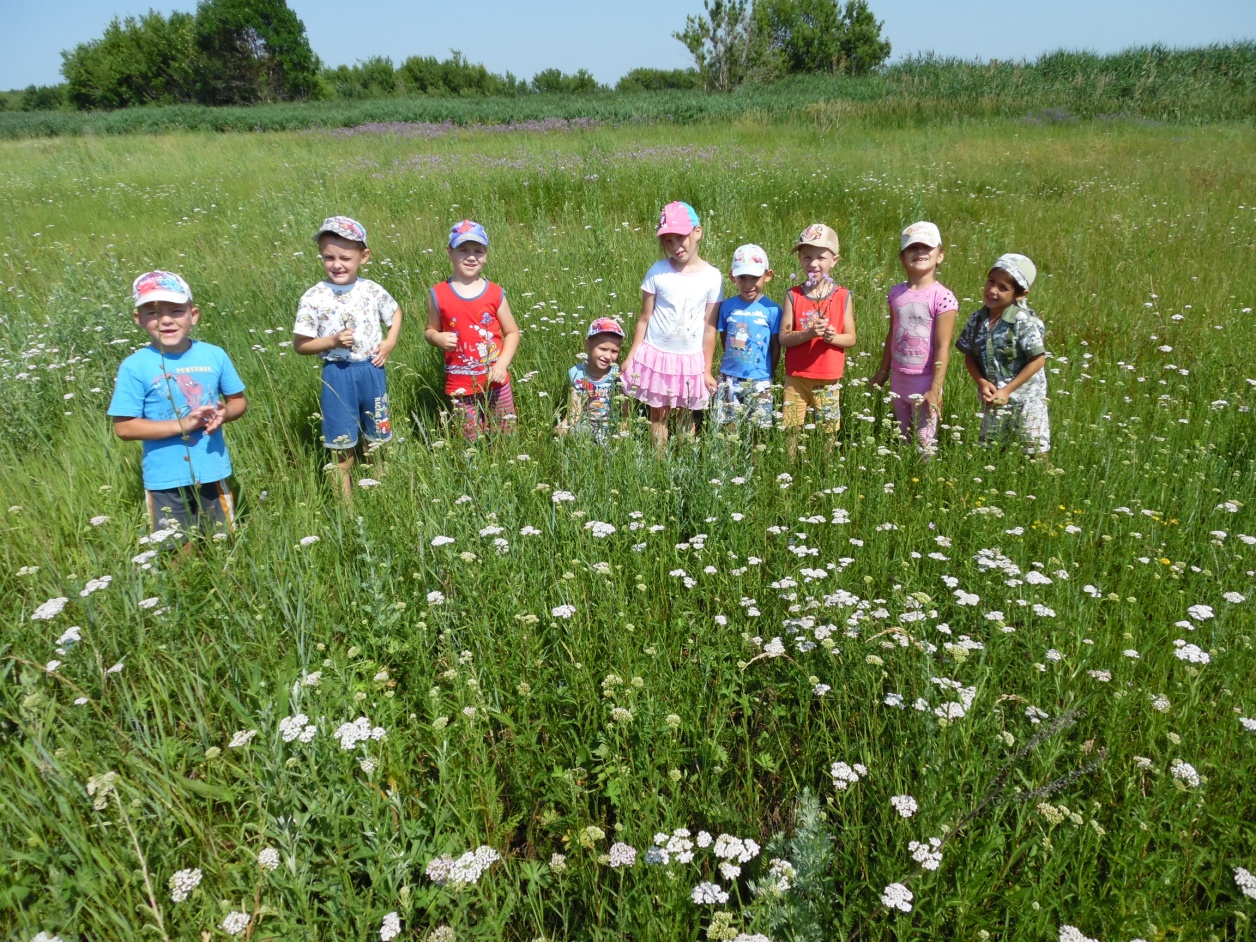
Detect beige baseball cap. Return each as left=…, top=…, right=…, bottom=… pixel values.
left=901, top=221, right=942, bottom=250
left=793, top=223, right=840, bottom=255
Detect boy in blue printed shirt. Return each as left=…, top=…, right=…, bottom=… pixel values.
left=714, top=244, right=781, bottom=428
left=109, top=271, right=247, bottom=540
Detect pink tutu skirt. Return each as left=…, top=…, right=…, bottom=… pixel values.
left=621, top=342, right=710, bottom=410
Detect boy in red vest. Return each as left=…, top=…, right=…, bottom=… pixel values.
left=425, top=220, right=521, bottom=440
left=778, top=223, right=857, bottom=455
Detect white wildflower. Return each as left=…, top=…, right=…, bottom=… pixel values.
left=881, top=882, right=913, bottom=912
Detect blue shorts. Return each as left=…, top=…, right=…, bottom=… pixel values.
left=320, top=360, right=392, bottom=449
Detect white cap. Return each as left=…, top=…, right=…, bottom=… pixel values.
left=730, top=243, right=769, bottom=277
left=901, top=221, right=942, bottom=250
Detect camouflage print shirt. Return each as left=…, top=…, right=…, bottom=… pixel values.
left=955, top=305, right=1048, bottom=403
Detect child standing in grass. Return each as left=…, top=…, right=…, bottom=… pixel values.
left=109, top=271, right=247, bottom=541
left=714, top=243, right=780, bottom=429
left=779, top=224, right=856, bottom=452
left=558, top=317, right=629, bottom=442
left=621, top=201, right=723, bottom=448
left=871, top=221, right=959, bottom=455
left=955, top=253, right=1050, bottom=456
left=293, top=216, right=403, bottom=500
left=425, top=220, right=521, bottom=441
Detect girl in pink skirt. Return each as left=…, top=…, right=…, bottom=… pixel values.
left=621, top=201, right=723, bottom=448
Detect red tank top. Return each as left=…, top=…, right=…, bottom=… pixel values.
left=432, top=280, right=506, bottom=395
left=784, top=284, right=849, bottom=380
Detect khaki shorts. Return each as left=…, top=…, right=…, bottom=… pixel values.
left=783, top=375, right=841, bottom=430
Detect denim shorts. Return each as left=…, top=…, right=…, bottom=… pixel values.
left=321, top=360, right=392, bottom=449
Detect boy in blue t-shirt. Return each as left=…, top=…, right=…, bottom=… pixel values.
left=108, top=271, right=247, bottom=540
left=714, top=244, right=781, bottom=428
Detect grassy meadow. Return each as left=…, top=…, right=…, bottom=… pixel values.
left=1, top=115, right=1255, bottom=941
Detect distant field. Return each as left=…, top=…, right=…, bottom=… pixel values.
left=1, top=117, right=1255, bottom=941
left=2, top=43, right=1254, bottom=139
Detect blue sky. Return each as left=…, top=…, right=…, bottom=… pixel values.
left=5, top=0, right=1255, bottom=91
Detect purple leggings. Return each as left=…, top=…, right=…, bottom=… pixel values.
left=891, top=371, right=937, bottom=451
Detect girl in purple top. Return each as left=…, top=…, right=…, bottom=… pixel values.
left=871, top=221, right=959, bottom=455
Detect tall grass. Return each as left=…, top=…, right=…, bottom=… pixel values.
left=1, top=43, right=1253, bottom=140
left=0, top=118, right=1255, bottom=940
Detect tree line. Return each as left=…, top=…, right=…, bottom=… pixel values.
left=3, top=0, right=891, bottom=112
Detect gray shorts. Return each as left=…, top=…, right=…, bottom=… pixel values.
left=714, top=374, right=774, bottom=428
left=146, top=480, right=237, bottom=536
left=979, top=398, right=1050, bottom=454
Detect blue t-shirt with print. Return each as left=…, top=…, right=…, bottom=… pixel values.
left=717, top=296, right=782, bottom=381
left=108, top=340, right=245, bottom=490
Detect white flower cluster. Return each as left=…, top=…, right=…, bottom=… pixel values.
left=379, top=911, right=401, bottom=941
left=258, top=847, right=280, bottom=871
left=229, top=729, right=258, bottom=748
left=909, top=838, right=943, bottom=871
left=713, top=833, right=761, bottom=864
left=1172, top=640, right=1211, bottom=664
left=168, top=867, right=202, bottom=902
left=1235, top=866, right=1256, bottom=900
left=890, top=795, right=918, bottom=818
left=431, top=535, right=455, bottom=546
left=1170, top=758, right=1200, bottom=787
left=1058, top=926, right=1097, bottom=942
left=85, top=771, right=118, bottom=811
left=881, top=882, right=913, bottom=912
left=220, top=911, right=249, bottom=935
left=426, top=846, right=501, bottom=887
left=648, top=827, right=696, bottom=865
left=831, top=760, right=867, bottom=790
left=279, top=713, right=318, bottom=743
left=756, top=858, right=795, bottom=896
left=607, top=842, right=637, bottom=868
left=334, top=716, right=387, bottom=750
left=31, top=934, right=64, bottom=942
left=552, top=604, right=576, bottom=619
left=79, top=575, right=112, bottom=597
left=584, top=520, right=616, bottom=538
left=1240, top=717, right=1256, bottom=733
left=1186, top=604, right=1214, bottom=621
left=691, top=881, right=729, bottom=905
left=32, top=597, right=69, bottom=621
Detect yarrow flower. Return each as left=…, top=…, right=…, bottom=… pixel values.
left=79, top=576, right=112, bottom=597
left=426, top=846, right=501, bottom=887
left=831, top=760, right=867, bottom=790
left=258, top=847, right=280, bottom=871
left=552, top=604, right=576, bottom=619
left=279, top=714, right=317, bottom=743
left=890, top=795, right=918, bottom=818
left=228, top=729, right=258, bottom=748
left=299, top=535, right=320, bottom=546
left=168, top=867, right=202, bottom=902
left=1186, top=604, right=1214, bottom=621
left=584, top=520, right=616, bottom=538
left=1170, top=758, right=1200, bottom=787
left=1173, top=640, right=1211, bottom=664
left=910, top=837, right=943, bottom=870
left=427, top=590, right=446, bottom=605
left=220, top=911, right=249, bottom=936
left=431, top=535, right=455, bottom=546
left=881, top=882, right=913, bottom=912
left=691, top=882, right=730, bottom=905
left=1058, top=926, right=1097, bottom=942
left=334, top=716, right=386, bottom=750
left=1235, top=866, right=1256, bottom=900
left=32, top=597, right=69, bottom=621
left=379, top=911, right=401, bottom=941
left=608, top=842, right=637, bottom=868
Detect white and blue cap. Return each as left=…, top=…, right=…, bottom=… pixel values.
left=449, top=219, right=489, bottom=249
left=731, top=244, right=769, bottom=277
left=132, top=270, right=192, bottom=307
left=314, top=215, right=368, bottom=247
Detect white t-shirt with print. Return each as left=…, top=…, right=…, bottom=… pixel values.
left=294, top=278, right=397, bottom=362
left=640, top=260, right=723, bottom=356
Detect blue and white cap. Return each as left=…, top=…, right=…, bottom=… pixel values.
left=132, top=270, right=192, bottom=307
left=449, top=219, right=489, bottom=249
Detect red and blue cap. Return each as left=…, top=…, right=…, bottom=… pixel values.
left=586, top=317, right=625, bottom=340
left=132, top=270, right=192, bottom=307
left=656, top=201, right=700, bottom=237
left=449, top=219, right=489, bottom=249
left=314, top=215, right=368, bottom=247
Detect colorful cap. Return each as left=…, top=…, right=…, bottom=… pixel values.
left=793, top=223, right=840, bottom=255
left=656, top=201, right=700, bottom=237
left=730, top=243, right=769, bottom=277
left=901, top=221, right=942, bottom=250
left=586, top=317, right=625, bottom=340
left=314, top=215, right=368, bottom=246
left=449, top=219, right=489, bottom=249
left=992, top=253, right=1037, bottom=291
left=132, top=270, right=192, bottom=307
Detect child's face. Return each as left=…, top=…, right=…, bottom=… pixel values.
left=585, top=334, right=622, bottom=373
left=984, top=268, right=1024, bottom=313
left=319, top=235, right=369, bottom=285
left=660, top=228, right=701, bottom=265
left=448, top=240, right=488, bottom=280
left=733, top=271, right=773, bottom=302
left=135, top=300, right=199, bottom=352
left=901, top=242, right=943, bottom=278
left=796, top=246, right=837, bottom=283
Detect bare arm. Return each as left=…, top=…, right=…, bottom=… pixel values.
left=558, top=387, right=581, bottom=435
left=924, top=309, right=958, bottom=412
left=871, top=302, right=894, bottom=387
left=779, top=290, right=820, bottom=348
left=293, top=331, right=352, bottom=356
left=371, top=306, right=404, bottom=367
left=702, top=301, right=719, bottom=391
left=113, top=389, right=246, bottom=441
left=424, top=290, right=457, bottom=352
left=487, top=298, right=520, bottom=385
left=623, top=291, right=655, bottom=364
left=991, top=354, right=1045, bottom=404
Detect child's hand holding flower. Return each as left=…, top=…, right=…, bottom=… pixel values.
left=203, top=401, right=229, bottom=434
left=331, top=327, right=355, bottom=350
left=431, top=330, right=458, bottom=352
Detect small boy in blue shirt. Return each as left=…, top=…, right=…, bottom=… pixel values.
left=714, top=244, right=781, bottom=428
left=108, top=271, right=247, bottom=539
